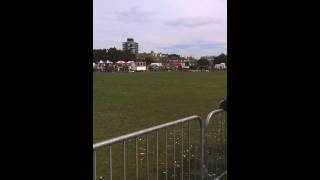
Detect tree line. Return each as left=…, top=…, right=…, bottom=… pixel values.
left=93, top=48, right=136, bottom=63
left=93, top=48, right=227, bottom=67
left=197, top=53, right=227, bottom=67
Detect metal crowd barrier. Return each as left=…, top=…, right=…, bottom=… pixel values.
left=93, top=100, right=227, bottom=180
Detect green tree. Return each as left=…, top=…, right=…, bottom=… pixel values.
left=214, top=53, right=227, bottom=65
left=197, top=57, right=210, bottom=67
left=106, top=48, right=119, bottom=63
left=168, top=54, right=180, bottom=60
left=143, top=56, right=156, bottom=65
left=104, top=48, right=137, bottom=62
left=159, top=57, right=168, bottom=63
left=93, top=49, right=107, bottom=62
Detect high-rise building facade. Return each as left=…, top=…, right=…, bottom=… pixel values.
left=122, top=38, right=139, bottom=54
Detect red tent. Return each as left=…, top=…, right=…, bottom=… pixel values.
left=116, top=61, right=126, bottom=64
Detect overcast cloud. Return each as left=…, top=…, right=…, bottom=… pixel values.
left=93, top=0, right=227, bottom=58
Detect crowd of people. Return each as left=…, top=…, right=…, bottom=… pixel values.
left=93, top=61, right=227, bottom=73
left=94, top=64, right=131, bottom=72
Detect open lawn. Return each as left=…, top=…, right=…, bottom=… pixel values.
left=93, top=71, right=227, bottom=179
left=94, top=71, right=226, bottom=142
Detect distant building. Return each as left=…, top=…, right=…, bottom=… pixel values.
left=122, top=38, right=139, bottom=54
left=156, top=52, right=168, bottom=58
left=166, top=59, right=190, bottom=69
left=130, top=61, right=146, bottom=72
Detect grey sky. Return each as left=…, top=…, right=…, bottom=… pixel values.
left=93, top=0, right=227, bottom=58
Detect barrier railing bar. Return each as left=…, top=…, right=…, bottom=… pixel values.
left=93, top=151, right=96, bottom=180
left=156, top=130, right=159, bottom=180
left=214, top=170, right=227, bottom=180
left=146, top=135, right=149, bottom=180
left=181, top=123, right=184, bottom=180
left=93, top=115, right=202, bottom=149
left=188, top=121, right=190, bottom=180
left=109, top=145, right=112, bottom=180
left=165, top=128, right=168, bottom=180
left=135, top=138, right=138, bottom=180
left=173, top=125, right=176, bottom=180
left=123, top=141, right=126, bottom=180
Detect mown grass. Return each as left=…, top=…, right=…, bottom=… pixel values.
left=94, top=71, right=227, bottom=179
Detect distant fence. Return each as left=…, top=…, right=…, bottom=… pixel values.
left=93, top=101, right=227, bottom=180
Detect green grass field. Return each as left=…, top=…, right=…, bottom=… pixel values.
left=94, top=71, right=227, bottom=180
